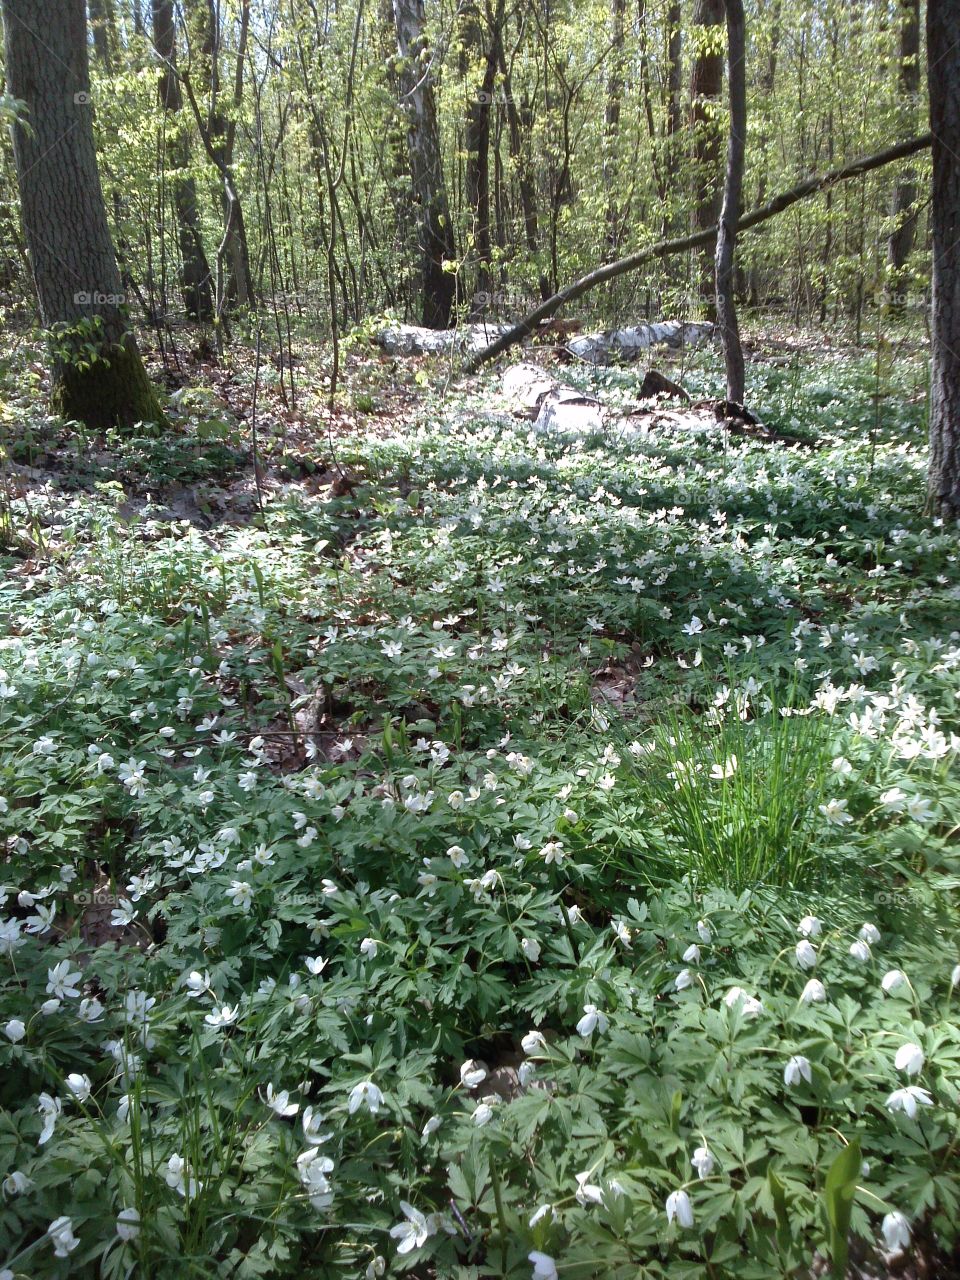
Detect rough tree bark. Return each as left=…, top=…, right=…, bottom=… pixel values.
left=927, top=0, right=960, bottom=516
left=886, top=0, right=920, bottom=312
left=715, top=0, right=746, bottom=405
left=377, top=0, right=415, bottom=313
left=152, top=0, right=214, bottom=321
left=689, top=0, right=725, bottom=311
left=393, top=0, right=456, bottom=328
left=2, top=0, right=166, bottom=428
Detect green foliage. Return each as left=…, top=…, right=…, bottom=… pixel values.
left=824, top=1139, right=861, bottom=1277
left=46, top=318, right=111, bottom=376
left=52, top=0, right=931, bottom=338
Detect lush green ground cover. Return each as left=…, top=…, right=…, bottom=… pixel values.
left=0, top=347, right=958, bottom=1278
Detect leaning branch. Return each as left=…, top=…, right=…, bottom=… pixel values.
left=464, top=131, right=932, bottom=373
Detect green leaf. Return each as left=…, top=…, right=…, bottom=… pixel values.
left=768, top=1169, right=792, bottom=1256
left=823, top=1139, right=861, bottom=1277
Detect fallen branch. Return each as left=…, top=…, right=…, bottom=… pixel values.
left=464, top=131, right=932, bottom=373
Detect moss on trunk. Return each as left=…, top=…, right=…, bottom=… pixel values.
left=50, top=338, right=168, bottom=431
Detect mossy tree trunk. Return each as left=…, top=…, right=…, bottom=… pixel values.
left=1, top=0, right=167, bottom=430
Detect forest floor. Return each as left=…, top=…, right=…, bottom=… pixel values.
left=0, top=324, right=959, bottom=1279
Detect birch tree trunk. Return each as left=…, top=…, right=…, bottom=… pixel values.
left=927, top=0, right=960, bottom=516
left=2, top=0, right=166, bottom=429
left=393, top=0, right=456, bottom=328
left=465, top=132, right=931, bottom=372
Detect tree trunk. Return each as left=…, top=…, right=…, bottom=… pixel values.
left=927, top=0, right=960, bottom=516
left=2, top=0, right=166, bottom=429
left=689, top=0, right=725, bottom=313
left=463, top=0, right=505, bottom=312
left=886, top=0, right=920, bottom=312
left=661, top=0, right=682, bottom=236
left=748, top=0, right=779, bottom=303
left=87, top=0, right=118, bottom=70
left=377, top=0, right=415, bottom=315
left=603, top=0, right=626, bottom=255
left=198, top=0, right=254, bottom=312
left=498, top=44, right=546, bottom=298
left=665, top=1, right=682, bottom=139
left=715, top=0, right=746, bottom=405
left=152, top=0, right=214, bottom=321
left=393, top=0, right=456, bottom=328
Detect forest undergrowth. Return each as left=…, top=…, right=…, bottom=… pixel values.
left=0, top=333, right=957, bottom=1279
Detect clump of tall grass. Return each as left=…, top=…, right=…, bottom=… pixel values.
left=624, top=692, right=835, bottom=892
